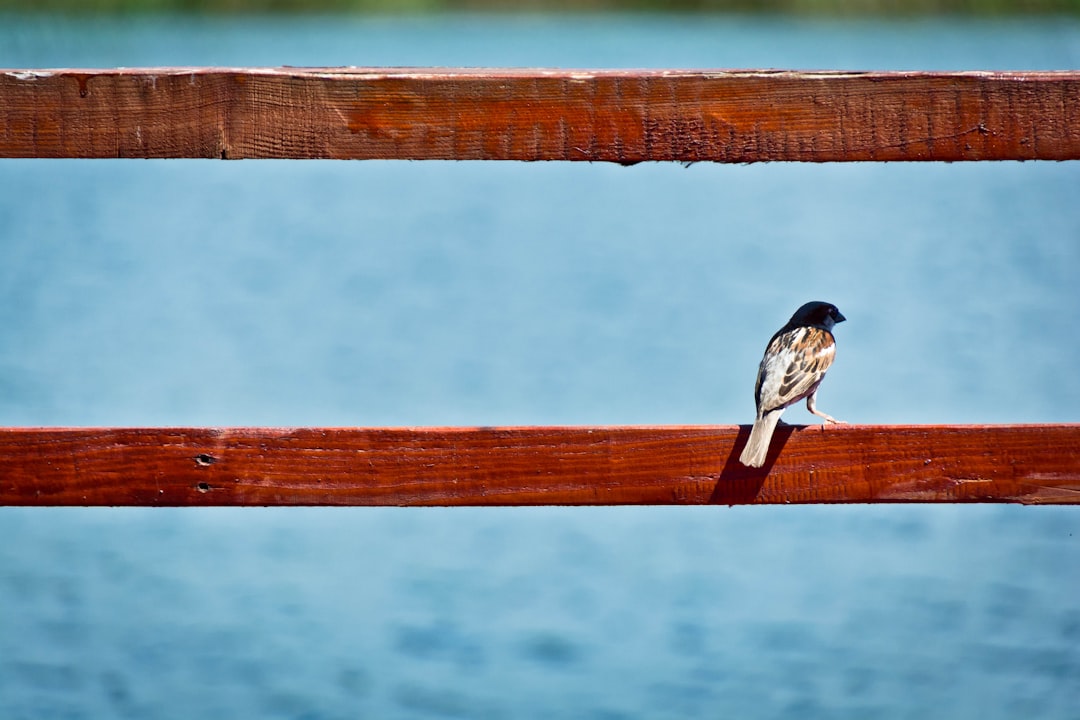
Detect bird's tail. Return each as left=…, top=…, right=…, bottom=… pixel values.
left=739, top=411, right=783, bottom=468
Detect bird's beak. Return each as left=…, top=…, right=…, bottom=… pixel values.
left=835, top=311, right=847, bottom=323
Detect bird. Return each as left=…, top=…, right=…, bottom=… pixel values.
left=739, top=301, right=846, bottom=468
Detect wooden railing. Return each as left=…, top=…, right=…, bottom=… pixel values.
left=1, top=425, right=1078, bottom=506
left=3, top=68, right=1079, bottom=162
left=2, top=67, right=1078, bottom=506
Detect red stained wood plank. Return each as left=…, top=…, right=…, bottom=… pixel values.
left=1, top=68, right=1079, bottom=161
left=1, top=425, right=1077, bottom=506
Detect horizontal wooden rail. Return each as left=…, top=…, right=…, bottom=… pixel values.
left=1, top=425, right=1077, bottom=506
left=2, top=68, right=1079, bottom=162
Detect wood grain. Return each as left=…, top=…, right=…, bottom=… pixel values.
left=2, top=68, right=1079, bottom=161
left=1, top=425, right=1077, bottom=506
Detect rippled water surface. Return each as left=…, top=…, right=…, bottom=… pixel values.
left=1, top=13, right=1078, bottom=719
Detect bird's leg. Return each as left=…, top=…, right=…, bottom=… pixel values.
left=806, top=391, right=845, bottom=425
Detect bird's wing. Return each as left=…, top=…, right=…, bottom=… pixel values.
left=755, top=327, right=836, bottom=414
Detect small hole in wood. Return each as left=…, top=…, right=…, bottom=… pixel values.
left=194, top=453, right=216, bottom=467
left=196, top=482, right=211, bottom=493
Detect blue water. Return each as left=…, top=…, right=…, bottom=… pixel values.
left=1, top=13, right=1079, bottom=720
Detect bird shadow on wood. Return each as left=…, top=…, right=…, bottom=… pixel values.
left=709, top=423, right=798, bottom=504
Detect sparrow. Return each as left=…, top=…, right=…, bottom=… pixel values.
left=739, top=301, right=846, bottom=468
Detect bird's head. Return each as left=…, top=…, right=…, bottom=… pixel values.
left=789, top=301, right=846, bottom=331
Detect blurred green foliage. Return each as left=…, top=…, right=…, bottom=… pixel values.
left=2, top=0, right=1079, bottom=12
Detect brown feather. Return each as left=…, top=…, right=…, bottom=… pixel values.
left=757, top=327, right=836, bottom=414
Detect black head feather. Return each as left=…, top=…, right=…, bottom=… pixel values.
left=784, top=301, right=846, bottom=331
